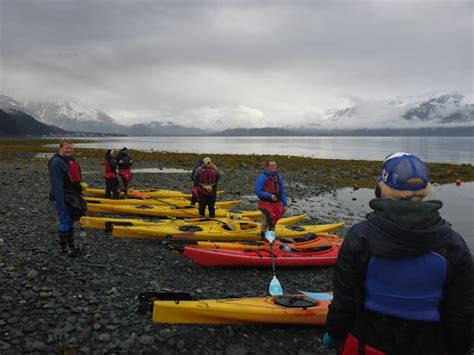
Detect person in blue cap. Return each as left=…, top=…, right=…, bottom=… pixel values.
left=323, top=152, right=473, bottom=355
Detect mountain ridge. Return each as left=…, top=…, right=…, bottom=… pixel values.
left=1, top=92, right=473, bottom=136
left=0, top=109, right=66, bottom=136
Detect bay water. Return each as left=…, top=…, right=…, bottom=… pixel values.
left=72, top=136, right=474, bottom=164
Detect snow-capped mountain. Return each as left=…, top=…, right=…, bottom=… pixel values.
left=25, top=96, right=115, bottom=123
left=321, top=92, right=473, bottom=129
left=324, top=106, right=358, bottom=121
left=0, top=94, right=123, bottom=133
left=1, top=92, right=472, bottom=135
left=0, top=95, right=24, bottom=112
left=402, top=93, right=473, bottom=123
left=23, top=97, right=123, bottom=133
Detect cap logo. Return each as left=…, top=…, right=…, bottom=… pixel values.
left=382, top=169, right=389, bottom=182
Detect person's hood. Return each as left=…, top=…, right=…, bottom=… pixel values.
left=263, top=169, right=278, bottom=177
left=54, top=153, right=72, bottom=162
left=366, top=199, right=453, bottom=257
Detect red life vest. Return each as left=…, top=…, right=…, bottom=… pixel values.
left=104, top=159, right=117, bottom=179
left=198, top=167, right=217, bottom=185
left=67, top=159, right=82, bottom=183
left=48, top=155, right=82, bottom=195
left=197, top=167, right=217, bottom=195
left=264, top=175, right=280, bottom=195
left=119, top=168, right=133, bottom=182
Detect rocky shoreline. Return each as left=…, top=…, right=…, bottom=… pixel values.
left=1, top=158, right=472, bottom=354
left=0, top=159, right=343, bottom=354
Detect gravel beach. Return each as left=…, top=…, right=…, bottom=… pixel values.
left=0, top=159, right=347, bottom=354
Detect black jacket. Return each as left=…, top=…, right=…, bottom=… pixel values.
left=326, top=199, right=473, bottom=355
left=117, top=151, right=133, bottom=169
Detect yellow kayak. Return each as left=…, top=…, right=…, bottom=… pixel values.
left=112, top=221, right=345, bottom=241
left=150, top=292, right=332, bottom=324
left=79, top=214, right=307, bottom=231
left=86, top=203, right=261, bottom=219
left=84, top=187, right=224, bottom=199
left=85, top=196, right=241, bottom=209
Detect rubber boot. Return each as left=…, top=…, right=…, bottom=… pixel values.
left=66, top=228, right=81, bottom=257
left=58, top=231, right=69, bottom=255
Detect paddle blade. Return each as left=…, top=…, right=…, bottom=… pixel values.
left=264, top=230, right=276, bottom=243
left=269, top=276, right=283, bottom=296
left=297, top=290, right=333, bottom=301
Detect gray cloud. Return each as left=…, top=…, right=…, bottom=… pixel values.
left=1, top=0, right=472, bottom=127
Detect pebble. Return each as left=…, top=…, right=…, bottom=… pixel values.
left=138, top=335, right=155, bottom=345
left=226, top=345, right=249, bottom=355
left=98, top=333, right=111, bottom=342
left=26, top=269, right=39, bottom=279
left=0, top=340, right=11, bottom=350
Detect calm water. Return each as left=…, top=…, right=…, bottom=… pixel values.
left=288, top=182, right=473, bottom=252
left=71, top=136, right=474, bottom=164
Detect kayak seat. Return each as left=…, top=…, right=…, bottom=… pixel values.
left=179, top=225, right=203, bottom=232
left=287, top=225, right=305, bottom=231
left=136, top=205, right=153, bottom=209
left=306, top=246, right=332, bottom=253
left=292, top=233, right=316, bottom=242
left=274, top=296, right=317, bottom=308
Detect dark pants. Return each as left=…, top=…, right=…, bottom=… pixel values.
left=198, top=192, right=216, bottom=218
left=118, top=175, right=129, bottom=195
left=105, top=178, right=120, bottom=199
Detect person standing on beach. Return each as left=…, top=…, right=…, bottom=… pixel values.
left=103, top=149, right=120, bottom=199
left=323, top=152, right=473, bottom=355
left=116, top=147, right=133, bottom=196
left=48, top=139, right=87, bottom=255
left=255, top=159, right=288, bottom=238
left=193, top=157, right=220, bottom=218
left=190, top=159, right=204, bottom=206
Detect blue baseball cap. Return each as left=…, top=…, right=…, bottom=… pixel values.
left=377, top=152, right=429, bottom=191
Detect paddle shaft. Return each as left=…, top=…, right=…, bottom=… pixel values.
left=270, top=241, right=276, bottom=276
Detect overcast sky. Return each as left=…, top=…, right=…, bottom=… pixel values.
left=0, top=0, right=472, bottom=127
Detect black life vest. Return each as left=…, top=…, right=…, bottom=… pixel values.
left=264, top=175, right=280, bottom=195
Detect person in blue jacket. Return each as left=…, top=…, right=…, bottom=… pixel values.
left=255, top=159, right=288, bottom=238
left=48, top=139, right=86, bottom=255
left=323, top=152, right=473, bottom=355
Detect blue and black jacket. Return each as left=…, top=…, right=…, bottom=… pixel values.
left=326, top=199, right=473, bottom=355
left=48, top=154, right=82, bottom=210
left=255, top=170, right=287, bottom=206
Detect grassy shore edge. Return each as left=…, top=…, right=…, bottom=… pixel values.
left=2, top=138, right=473, bottom=188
